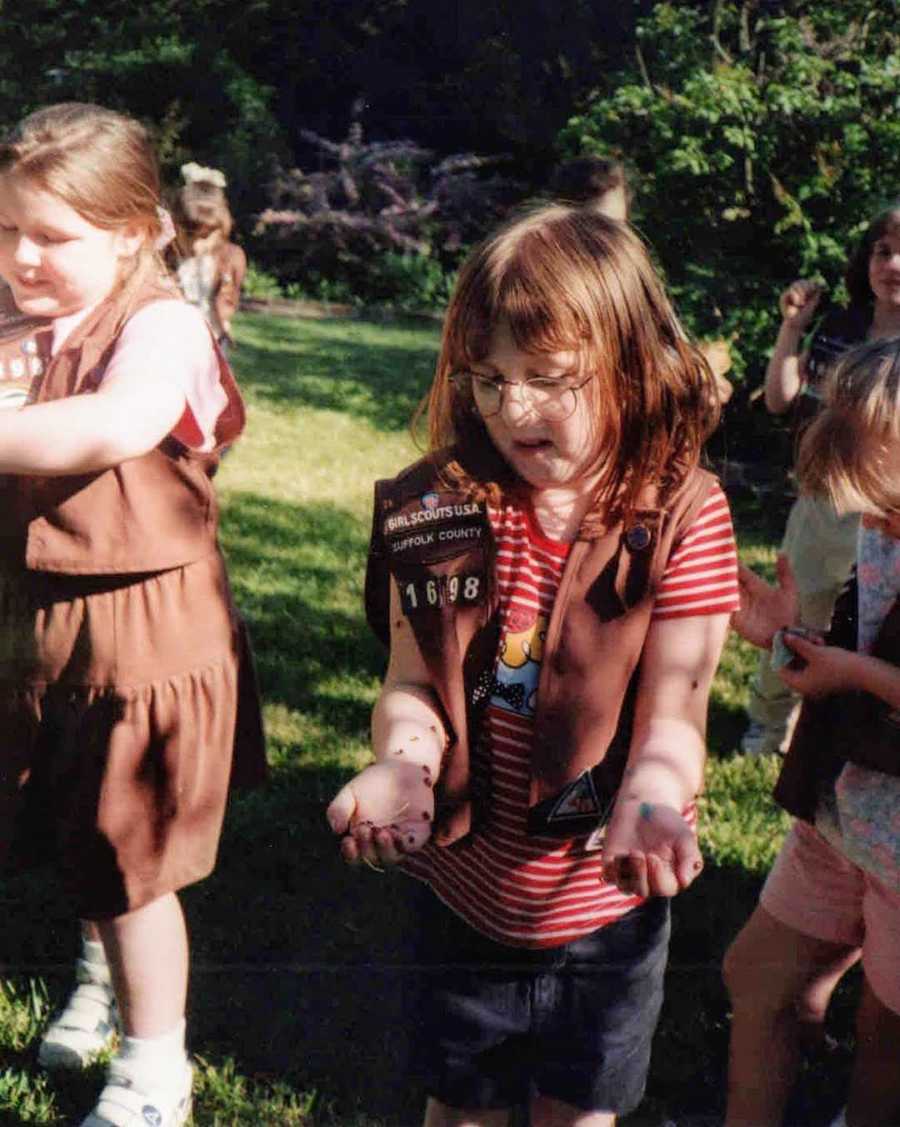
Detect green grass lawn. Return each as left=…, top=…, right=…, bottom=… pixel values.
left=0, top=311, right=859, bottom=1125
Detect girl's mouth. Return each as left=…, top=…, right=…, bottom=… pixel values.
left=513, top=438, right=551, bottom=450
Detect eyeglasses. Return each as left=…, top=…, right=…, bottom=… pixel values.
left=450, top=370, right=593, bottom=422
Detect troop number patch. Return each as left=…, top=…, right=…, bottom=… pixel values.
left=399, top=572, right=485, bottom=614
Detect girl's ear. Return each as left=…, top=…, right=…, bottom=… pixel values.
left=114, top=222, right=146, bottom=261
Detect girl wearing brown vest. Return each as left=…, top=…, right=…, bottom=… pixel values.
left=327, top=206, right=739, bottom=1127
left=0, top=104, right=264, bottom=1126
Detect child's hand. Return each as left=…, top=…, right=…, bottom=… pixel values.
left=326, top=759, right=435, bottom=867
left=777, top=633, right=855, bottom=698
left=601, top=799, right=703, bottom=898
left=779, top=279, right=822, bottom=331
left=730, top=554, right=798, bottom=648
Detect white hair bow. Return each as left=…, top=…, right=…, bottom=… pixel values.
left=181, top=161, right=227, bottom=189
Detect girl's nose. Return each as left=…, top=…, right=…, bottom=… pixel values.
left=499, top=381, right=536, bottom=424
left=13, top=235, right=40, bottom=267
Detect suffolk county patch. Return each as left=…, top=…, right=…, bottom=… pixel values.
left=382, top=492, right=487, bottom=565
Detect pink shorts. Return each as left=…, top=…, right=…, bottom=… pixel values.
left=761, top=820, right=900, bottom=1015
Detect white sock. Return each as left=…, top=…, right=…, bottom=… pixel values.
left=827, top=1110, right=848, bottom=1127
left=82, top=938, right=107, bottom=969
left=116, top=1018, right=188, bottom=1089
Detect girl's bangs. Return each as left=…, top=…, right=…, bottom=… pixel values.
left=499, top=278, right=586, bottom=359
left=453, top=257, right=587, bottom=369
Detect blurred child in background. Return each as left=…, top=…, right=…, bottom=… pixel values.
left=171, top=161, right=246, bottom=352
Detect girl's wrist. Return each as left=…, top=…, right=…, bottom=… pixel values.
left=777, top=321, right=805, bottom=342
left=374, top=725, right=445, bottom=772
left=615, top=771, right=695, bottom=812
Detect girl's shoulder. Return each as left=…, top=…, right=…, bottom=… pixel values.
left=217, top=241, right=246, bottom=269
left=111, top=300, right=217, bottom=390
left=122, top=298, right=211, bottom=348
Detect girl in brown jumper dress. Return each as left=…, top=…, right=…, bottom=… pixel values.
left=0, top=103, right=264, bottom=1126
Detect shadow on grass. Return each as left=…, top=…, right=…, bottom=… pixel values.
left=0, top=817, right=859, bottom=1127
left=185, top=764, right=426, bottom=1126
left=707, top=695, right=749, bottom=760
left=638, top=861, right=857, bottom=1127
left=191, top=781, right=848, bottom=1127
left=232, top=313, right=438, bottom=433
left=220, top=491, right=385, bottom=730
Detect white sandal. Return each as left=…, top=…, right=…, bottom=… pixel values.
left=38, top=956, right=118, bottom=1070
left=80, top=1060, right=193, bottom=1127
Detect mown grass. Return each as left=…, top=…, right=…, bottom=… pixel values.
left=0, top=311, right=858, bottom=1125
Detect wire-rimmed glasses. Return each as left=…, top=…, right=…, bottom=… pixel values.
left=450, top=370, right=592, bottom=422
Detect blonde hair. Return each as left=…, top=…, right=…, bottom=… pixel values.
left=0, top=102, right=167, bottom=290
left=796, top=336, right=900, bottom=515
left=171, top=179, right=234, bottom=254
left=425, top=204, right=717, bottom=521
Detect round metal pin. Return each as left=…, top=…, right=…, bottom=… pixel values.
left=625, top=524, right=652, bottom=551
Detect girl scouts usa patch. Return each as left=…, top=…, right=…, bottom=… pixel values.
left=382, top=492, right=487, bottom=565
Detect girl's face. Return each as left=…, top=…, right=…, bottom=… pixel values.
left=864, top=437, right=900, bottom=539
left=0, top=174, right=142, bottom=318
left=467, top=320, right=601, bottom=492
left=868, top=231, right=900, bottom=312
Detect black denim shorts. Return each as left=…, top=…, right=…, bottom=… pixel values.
left=411, top=890, right=671, bottom=1113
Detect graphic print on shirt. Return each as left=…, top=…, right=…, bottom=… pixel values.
left=492, top=603, right=546, bottom=718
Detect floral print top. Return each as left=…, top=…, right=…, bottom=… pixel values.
left=816, top=522, right=900, bottom=889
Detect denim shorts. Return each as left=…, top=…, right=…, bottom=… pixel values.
left=411, top=890, right=671, bottom=1113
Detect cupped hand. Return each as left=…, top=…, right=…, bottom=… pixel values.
left=326, top=759, right=435, bottom=867
left=778, top=633, right=855, bottom=698
left=601, top=798, right=703, bottom=898
left=731, top=554, right=799, bottom=648
left=779, top=279, right=822, bottom=331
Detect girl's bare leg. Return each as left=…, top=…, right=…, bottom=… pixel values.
left=845, top=979, right=900, bottom=1127
left=424, top=1098, right=510, bottom=1127
left=531, top=1094, right=614, bottom=1127
left=96, top=892, right=188, bottom=1037
left=723, top=906, right=858, bottom=1127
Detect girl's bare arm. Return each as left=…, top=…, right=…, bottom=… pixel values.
left=327, top=580, right=446, bottom=865
left=763, top=280, right=821, bottom=414
left=602, top=611, right=731, bottom=897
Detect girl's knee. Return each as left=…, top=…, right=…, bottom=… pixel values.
left=423, top=1097, right=510, bottom=1127
left=722, top=922, right=766, bottom=1003
left=722, top=909, right=799, bottom=1009
left=530, top=1094, right=614, bottom=1127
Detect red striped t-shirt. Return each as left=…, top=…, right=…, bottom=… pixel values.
left=404, top=483, right=739, bottom=948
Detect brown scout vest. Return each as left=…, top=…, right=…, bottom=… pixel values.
left=365, top=449, right=716, bottom=844
left=0, top=275, right=245, bottom=574
left=774, top=572, right=900, bottom=821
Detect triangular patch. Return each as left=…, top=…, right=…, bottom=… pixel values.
left=547, top=771, right=601, bottom=823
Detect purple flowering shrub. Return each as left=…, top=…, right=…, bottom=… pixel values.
left=252, top=118, right=523, bottom=309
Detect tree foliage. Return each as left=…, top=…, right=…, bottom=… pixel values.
left=0, top=0, right=286, bottom=215
left=560, top=0, right=900, bottom=379
left=252, top=111, right=523, bottom=307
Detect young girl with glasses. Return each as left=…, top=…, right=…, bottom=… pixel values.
left=327, top=204, right=739, bottom=1127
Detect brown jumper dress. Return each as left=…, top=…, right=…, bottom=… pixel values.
left=0, top=278, right=265, bottom=919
